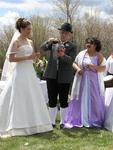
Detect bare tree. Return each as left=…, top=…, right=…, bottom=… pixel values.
left=52, top=0, right=80, bottom=25
left=30, top=15, right=51, bottom=50
left=0, top=25, right=14, bottom=72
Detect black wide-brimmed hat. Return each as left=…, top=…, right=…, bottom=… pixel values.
left=58, top=23, right=73, bottom=33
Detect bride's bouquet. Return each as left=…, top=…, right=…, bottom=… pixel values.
left=33, top=57, right=48, bottom=80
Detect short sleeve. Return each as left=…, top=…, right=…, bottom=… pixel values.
left=74, top=53, right=79, bottom=64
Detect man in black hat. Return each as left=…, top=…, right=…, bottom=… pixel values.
left=41, top=23, right=77, bottom=129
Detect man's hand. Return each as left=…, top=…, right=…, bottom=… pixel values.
left=48, top=38, right=58, bottom=44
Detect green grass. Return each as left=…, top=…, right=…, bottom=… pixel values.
left=0, top=117, right=113, bottom=150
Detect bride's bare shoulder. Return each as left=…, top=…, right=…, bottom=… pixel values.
left=12, top=39, right=20, bottom=48
left=27, top=39, right=32, bottom=43
left=27, top=39, right=34, bottom=47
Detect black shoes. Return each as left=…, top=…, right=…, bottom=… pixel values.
left=52, top=124, right=56, bottom=128
left=60, top=124, right=64, bottom=129
left=52, top=124, right=65, bottom=129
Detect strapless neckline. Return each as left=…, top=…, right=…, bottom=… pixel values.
left=17, top=44, right=32, bottom=50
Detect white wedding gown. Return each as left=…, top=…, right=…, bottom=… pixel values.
left=0, top=45, right=52, bottom=137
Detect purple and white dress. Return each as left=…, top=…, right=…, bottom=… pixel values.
left=65, top=50, right=105, bottom=128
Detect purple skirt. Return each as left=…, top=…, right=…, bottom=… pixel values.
left=65, top=69, right=105, bottom=128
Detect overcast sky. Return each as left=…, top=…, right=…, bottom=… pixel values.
left=0, top=0, right=113, bottom=26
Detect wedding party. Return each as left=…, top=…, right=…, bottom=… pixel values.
left=0, top=0, right=113, bottom=150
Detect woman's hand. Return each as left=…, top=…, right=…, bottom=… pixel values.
left=77, top=68, right=84, bottom=75
left=87, top=64, right=105, bottom=72
left=33, top=52, right=40, bottom=62
left=36, top=52, right=40, bottom=58
left=87, top=64, right=96, bottom=70
left=73, top=62, right=84, bottom=75
left=28, top=52, right=37, bottom=60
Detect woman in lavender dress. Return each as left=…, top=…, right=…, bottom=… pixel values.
left=65, top=37, right=106, bottom=128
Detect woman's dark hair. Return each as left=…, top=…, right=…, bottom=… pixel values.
left=16, top=18, right=31, bottom=32
left=85, top=37, right=102, bottom=52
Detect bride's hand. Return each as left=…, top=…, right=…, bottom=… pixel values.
left=33, top=52, right=40, bottom=62
left=36, top=52, right=40, bottom=58
left=28, top=52, right=37, bottom=60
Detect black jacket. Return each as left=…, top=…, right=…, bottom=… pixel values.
left=40, top=41, right=77, bottom=83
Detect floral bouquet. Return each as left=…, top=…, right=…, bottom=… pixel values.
left=33, top=57, right=48, bottom=80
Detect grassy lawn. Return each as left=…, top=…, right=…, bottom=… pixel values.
left=0, top=117, right=113, bottom=150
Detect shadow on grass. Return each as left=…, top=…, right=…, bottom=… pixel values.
left=19, top=130, right=60, bottom=141
left=62, top=127, right=104, bottom=138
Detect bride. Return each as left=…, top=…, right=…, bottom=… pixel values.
left=0, top=18, right=53, bottom=137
